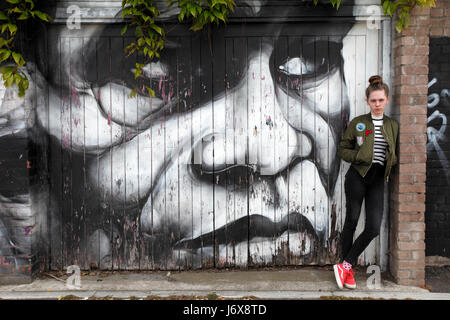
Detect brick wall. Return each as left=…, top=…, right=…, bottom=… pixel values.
left=389, top=0, right=450, bottom=287
left=389, top=5, right=431, bottom=287
left=430, top=0, right=450, bottom=37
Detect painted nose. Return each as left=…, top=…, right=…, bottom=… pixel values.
left=240, top=43, right=309, bottom=176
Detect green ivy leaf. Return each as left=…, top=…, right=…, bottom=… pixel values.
left=135, top=26, right=143, bottom=37
left=150, top=23, right=163, bottom=35
left=17, top=11, right=30, bottom=20
left=0, top=11, right=8, bottom=21
left=134, top=67, right=142, bottom=79
left=382, top=1, right=391, bottom=15
left=7, top=24, right=18, bottom=35
left=12, top=52, right=24, bottom=67
left=5, top=73, right=14, bottom=86
left=14, top=73, right=22, bottom=85
left=25, top=0, right=35, bottom=10
left=179, top=9, right=185, bottom=22
left=121, top=25, right=128, bottom=35
left=137, top=37, right=146, bottom=47
left=33, top=10, right=50, bottom=22
left=146, top=86, right=155, bottom=97
left=0, top=37, right=12, bottom=48
left=1, top=24, right=9, bottom=34
left=0, top=65, right=14, bottom=78
left=0, top=49, right=11, bottom=62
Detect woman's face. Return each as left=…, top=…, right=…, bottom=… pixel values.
left=367, top=89, right=389, bottom=117
left=31, top=4, right=357, bottom=267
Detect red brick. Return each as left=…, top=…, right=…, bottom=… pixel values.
left=401, top=65, right=429, bottom=76
left=397, top=213, right=425, bottom=223
left=396, top=249, right=413, bottom=260
left=399, top=135, right=414, bottom=144
left=411, top=231, right=425, bottom=241
left=399, top=174, right=413, bottom=183
left=396, top=193, right=414, bottom=202
left=399, top=106, right=427, bottom=115
left=398, top=203, right=426, bottom=213
left=412, top=250, right=426, bottom=260
left=398, top=163, right=426, bottom=174
left=396, top=45, right=429, bottom=56
left=399, top=85, right=429, bottom=95
left=399, top=144, right=426, bottom=153
left=399, top=155, right=414, bottom=164
left=430, top=27, right=444, bottom=36
left=410, top=6, right=430, bottom=16
left=413, top=15, right=431, bottom=26
left=445, top=28, right=450, bottom=36
left=398, top=184, right=426, bottom=193
left=396, top=278, right=425, bottom=286
left=412, top=96, right=428, bottom=105
left=416, top=36, right=430, bottom=46
left=400, top=36, right=416, bottom=46
left=415, top=75, right=429, bottom=85
left=400, top=26, right=430, bottom=36
left=399, top=126, right=427, bottom=136
left=403, top=115, right=427, bottom=125
left=413, top=193, right=426, bottom=202
left=398, top=222, right=425, bottom=232
left=394, top=74, right=416, bottom=85
left=394, top=94, right=413, bottom=105
left=415, top=116, right=428, bottom=125
left=393, top=269, right=411, bottom=279
left=398, top=232, right=411, bottom=241
left=410, top=269, right=426, bottom=280
left=414, top=56, right=429, bottom=65
left=413, top=135, right=428, bottom=144
left=430, top=18, right=444, bottom=27
left=431, top=8, right=444, bottom=17
left=399, top=114, right=417, bottom=124
left=396, top=259, right=425, bottom=269
left=396, top=241, right=426, bottom=251
left=413, top=174, right=427, bottom=183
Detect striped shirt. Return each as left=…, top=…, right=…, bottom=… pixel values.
left=371, top=115, right=388, bottom=165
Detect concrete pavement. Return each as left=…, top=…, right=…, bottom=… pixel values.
left=0, top=267, right=449, bottom=300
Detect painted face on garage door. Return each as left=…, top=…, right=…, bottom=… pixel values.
left=1, top=0, right=365, bottom=269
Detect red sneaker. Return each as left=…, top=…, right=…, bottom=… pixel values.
left=333, top=263, right=348, bottom=289
left=344, top=269, right=356, bottom=289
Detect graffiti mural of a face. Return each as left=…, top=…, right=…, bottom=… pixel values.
left=1, top=0, right=363, bottom=269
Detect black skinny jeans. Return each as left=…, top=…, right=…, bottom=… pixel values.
left=341, top=163, right=385, bottom=266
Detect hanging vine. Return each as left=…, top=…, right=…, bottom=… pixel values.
left=0, top=0, right=439, bottom=98
left=0, top=0, right=51, bottom=97
left=121, top=0, right=235, bottom=98
left=322, top=0, right=436, bottom=32
left=381, top=0, right=436, bottom=32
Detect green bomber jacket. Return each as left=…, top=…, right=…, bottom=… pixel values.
left=338, top=112, right=399, bottom=182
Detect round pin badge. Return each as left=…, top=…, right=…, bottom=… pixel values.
left=356, top=123, right=365, bottom=132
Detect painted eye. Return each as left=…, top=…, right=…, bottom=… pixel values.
left=278, top=57, right=314, bottom=76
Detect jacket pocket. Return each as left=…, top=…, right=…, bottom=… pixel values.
left=354, top=145, right=371, bottom=165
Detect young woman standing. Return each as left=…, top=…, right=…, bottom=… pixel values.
left=334, top=75, right=399, bottom=289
